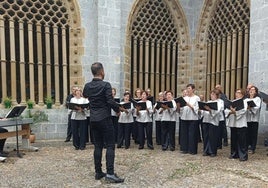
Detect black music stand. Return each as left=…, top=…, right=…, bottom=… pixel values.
left=5, top=106, right=27, bottom=158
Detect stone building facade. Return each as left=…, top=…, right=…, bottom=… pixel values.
left=1, top=0, right=268, bottom=142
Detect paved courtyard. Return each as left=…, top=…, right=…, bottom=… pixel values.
left=1, top=140, right=268, bottom=187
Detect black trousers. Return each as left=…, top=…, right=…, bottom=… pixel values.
left=230, top=127, right=248, bottom=160
left=247, top=122, right=259, bottom=151
left=117, top=122, right=132, bottom=148
left=132, top=117, right=139, bottom=143
left=66, top=114, right=72, bottom=140
left=202, top=123, right=219, bottom=155
left=71, top=119, right=87, bottom=149
left=112, top=116, right=119, bottom=143
left=91, top=117, right=115, bottom=175
left=137, top=122, right=153, bottom=147
left=161, top=121, right=176, bottom=149
left=180, top=120, right=199, bottom=154
left=155, top=120, right=162, bottom=145
left=0, top=127, right=8, bottom=151
left=85, top=117, right=94, bottom=143
left=217, top=120, right=228, bottom=147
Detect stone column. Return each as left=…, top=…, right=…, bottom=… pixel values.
left=9, top=19, right=17, bottom=104
left=206, top=41, right=212, bottom=98
left=139, top=39, right=144, bottom=88
left=161, top=42, right=166, bottom=91
left=144, top=40, right=149, bottom=89
left=62, top=27, right=68, bottom=102
left=28, top=22, right=35, bottom=103
left=236, top=30, right=243, bottom=89
left=216, top=37, right=221, bottom=85
left=243, top=27, right=249, bottom=88
left=225, top=34, right=232, bottom=98
left=45, top=24, right=51, bottom=101
left=36, top=23, right=44, bottom=105
left=166, top=42, right=171, bottom=89
left=53, top=26, right=60, bottom=106
left=230, top=31, right=237, bottom=96
left=171, top=43, right=177, bottom=92
left=155, top=41, right=160, bottom=94
left=150, top=40, right=155, bottom=96
left=19, top=20, right=26, bottom=104
left=211, top=40, right=216, bottom=91
left=220, top=36, right=226, bottom=92
left=0, top=16, right=7, bottom=101
left=132, top=37, right=138, bottom=90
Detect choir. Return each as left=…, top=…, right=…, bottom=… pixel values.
left=66, top=83, right=265, bottom=162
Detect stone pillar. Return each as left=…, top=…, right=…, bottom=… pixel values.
left=133, top=37, right=138, bottom=90
left=225, top=34, right=232, bottom=98
left=155, top=41, right=160, bottom=95
left=53, top=26, right=60, bottom=106
left=0, top=16, right=7, bottom=101
left=161, top=42, right=166, bottom=91
left=28, top=22, right=35, bottom=103
left=220, top=36, right=226, bottom=92
left=166, top=42, right=171, bottom=89
left=36, top=23, right=44, bottom=105
left=171, top=43, right=176, bottom=92
left=144, top=40, right=149, bottom=89
left=9, top=19, right=17, bottom=104
left=19, top=21, right=26, bottom=104
left=45, top=24, right=51, bottom=102
left=62, top=27, right=68, bottom=102
left=139, top=39, right=143, bottom=88
left=150, top=40, right=155, bottom=95
left=230, top=31, right=237, bottom=96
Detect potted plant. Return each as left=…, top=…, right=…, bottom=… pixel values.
left=27, top=99, right=34, bottom=109
left=45, top=96, right=53, bottom=109
left=3, top=97, right=12, bottom=108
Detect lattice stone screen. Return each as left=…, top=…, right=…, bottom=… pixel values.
left=131, top=0, right=179, bottom=98
left=206, top=0, right=250, bottom=99
left=0, top=0, right=70, bottom=105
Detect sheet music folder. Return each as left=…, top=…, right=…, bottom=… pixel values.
left=174, top=97, right=187, bottom=107
left=5, top=106, right=27, bottom=118
left=198, top=101, right=218, bottom=111
left=68, top=103, right=89, bottom=110
left=156, top=101, right=174, bottom=109
left=226, top=98, right=244, bottom=111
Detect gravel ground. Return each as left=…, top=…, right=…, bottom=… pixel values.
left=1, top=140, right=268, bottom=188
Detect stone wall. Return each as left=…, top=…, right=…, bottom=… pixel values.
left=249, top=0, right=268, bottom=142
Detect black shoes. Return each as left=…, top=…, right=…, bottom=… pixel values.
left=0, top=151, right=8, bottom=157
left=148, top=145, right=154, bottom=150
left=105, top=174, right=124, bottom=183
left=64, top=138, right=71, bottom=142
left=95, top=172, right=106, bottom=180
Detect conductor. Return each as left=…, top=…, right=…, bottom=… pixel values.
left=83, top=62, right=124, bottom=183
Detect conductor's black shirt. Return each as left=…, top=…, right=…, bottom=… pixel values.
left=83, top=78, right=119, bottom=122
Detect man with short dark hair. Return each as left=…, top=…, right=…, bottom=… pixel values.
left=83, top=62, right=124, bottom=183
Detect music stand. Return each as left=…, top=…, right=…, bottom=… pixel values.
left=5, top=106, right=27, bottom=158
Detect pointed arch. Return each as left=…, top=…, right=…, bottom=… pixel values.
left=194, top=0, right=250, bottom=99
left=124, top=0, right=190, bottom=96
left=0, top=0, right=84, bottom=107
